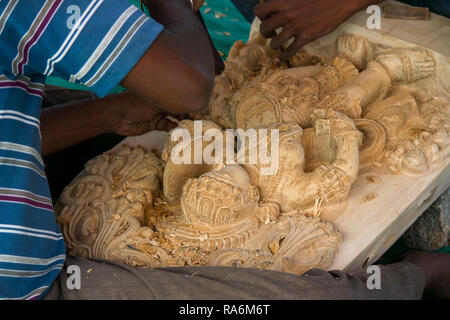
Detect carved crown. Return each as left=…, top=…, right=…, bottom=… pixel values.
left=180, top=166, right=259, bottom=229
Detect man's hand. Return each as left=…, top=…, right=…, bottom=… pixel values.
left=254, top=0, right=381, bottom=60
left=111, top=92, right=182, bottom=137
left=41, top=92, right=183, bottom=156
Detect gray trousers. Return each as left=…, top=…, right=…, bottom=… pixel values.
left=44, top=256, right=426, bottom=300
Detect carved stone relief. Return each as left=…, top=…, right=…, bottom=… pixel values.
left=56, top=32, right=449, bottom=275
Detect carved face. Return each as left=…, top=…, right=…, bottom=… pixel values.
left=234, top=90, right=282, bottom=130
left=180, top=166, right=260, bottom=229
left=402, top=148, right=428, bottom=174
left=366, top=93, right=422, bottom=139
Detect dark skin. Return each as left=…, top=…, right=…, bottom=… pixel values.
left=41, top=0, right=213, bottom=156
left=254, top=0, right=383, bottom=60
left=44, top=0, right=388, bottom=155
left=40, top=92, right=183, bottom=156
left=123, top=0, right=214, bottom=114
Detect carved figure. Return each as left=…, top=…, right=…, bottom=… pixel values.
left=210, top=56, right=358, bottom=129
left=240, top=109, right=362, bottom=213
left=56, top=32, right=449, bottom=275
left=366, top=90, right=450, bottom=175
left=156, top=163, right=341, bottom=273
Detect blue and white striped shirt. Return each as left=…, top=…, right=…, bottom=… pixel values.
left=0, top=0, right=163, bottom=299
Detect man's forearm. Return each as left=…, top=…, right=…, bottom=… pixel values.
left=145, top=0, right=214, bottom=81
left=40, top=95, right=119, bottom=156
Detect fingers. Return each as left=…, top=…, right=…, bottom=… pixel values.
left=260, top=14, right=287, bottom=38
left=157, top=118, right=179, bottom=131
left=279, top=37, right=308, bottom=61
left=255, top=1, right=306, bottom=59
left=270, top=27, right=295, bottom=51
left=142, top=113, right=184, bottom=133
left=148, top=114, right=165, bottom=131
left=149, top=115, right=180, bottom=131
left=254, top=0, right=282, bottom=20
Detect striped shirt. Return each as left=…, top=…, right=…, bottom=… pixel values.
left=0, top=0, right=163, bottom=299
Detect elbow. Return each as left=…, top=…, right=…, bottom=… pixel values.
left=188, top=73, right=214, bottom=114
left=176, top=69, right=214, bottom=115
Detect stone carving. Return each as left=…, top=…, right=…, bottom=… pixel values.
left=332, top=34, right=448, bottom=175
left=209, top=32, right=447, bottom=175
left=302, top=118, right=386, bottom=171
left=55, top=146, right=164, bottom=266
left=56, top=32, right=449, bottom=275
left=239, top=110, right=362, bottom=213
left=57, top=145, right=341, bottom=273
left=208, top=212, right=340, bottom=275
left=161, top=119, right=232, bottom=206
left=206, top=36, right=279, bottom=127
left=337, top=32, right=436, bottom=77
left=56, top=118, right=343, bottom=273
left=210, top=56, right=358, bottom=129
